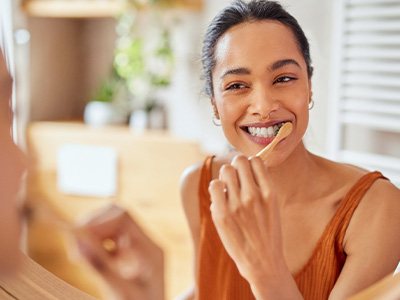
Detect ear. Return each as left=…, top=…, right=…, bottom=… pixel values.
left=308, top=79, right=313, bottom=101
left=211, top=98, right=220, bottom=119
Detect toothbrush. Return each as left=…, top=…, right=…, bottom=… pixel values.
left=256, top=122, right=293, bottom=161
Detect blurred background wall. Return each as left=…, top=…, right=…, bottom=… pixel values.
left=12, top=0, right=400, bottom=180
left=18, top=0, right=334, bottom=155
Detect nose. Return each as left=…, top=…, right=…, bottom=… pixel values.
left=248, top=84, right=279, bottom=119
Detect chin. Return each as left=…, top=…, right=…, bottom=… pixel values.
left=261, top=149, right=291, bottom=167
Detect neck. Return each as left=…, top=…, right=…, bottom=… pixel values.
left=266, top=142, right=322, bottom=205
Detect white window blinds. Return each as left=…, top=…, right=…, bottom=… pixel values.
left=329, top=0, right=400, bottom=186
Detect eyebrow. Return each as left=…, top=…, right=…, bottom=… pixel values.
left=220, top=58, right=301, bottom=80
left=220, top=67, right=250, bottom=79
left=269, top=59, right=301, bottom=71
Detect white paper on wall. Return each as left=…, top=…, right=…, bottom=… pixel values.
left=57, top=144, right=118, bottom=197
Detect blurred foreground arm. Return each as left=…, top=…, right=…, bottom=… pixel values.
left=76, top=205, right=164, bottom=300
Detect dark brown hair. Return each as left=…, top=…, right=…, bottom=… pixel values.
left=201, top=0, right=313, bottom=97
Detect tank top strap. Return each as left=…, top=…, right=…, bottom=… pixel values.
left=198, top=155, right=215, bottom=218
left=328, top=171, right=386, bottom=246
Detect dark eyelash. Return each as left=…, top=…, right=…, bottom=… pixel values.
left=274, top=76, right=297, bottom=84
left=226, top=83, right=246, bottom=90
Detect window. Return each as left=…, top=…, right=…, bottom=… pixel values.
left=329, top=0, right=400, bottom=186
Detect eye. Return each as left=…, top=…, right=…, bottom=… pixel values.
left=274, top=76, right=297, bottom=84
left=225, top=82, right=247, bottom=91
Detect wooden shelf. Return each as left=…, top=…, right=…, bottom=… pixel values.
left=22, top=0, right=126, bottom=18
left=27, top=122, right=205, bottom=299
left=159, top=0, right=203, bottom=11
left=23, top=0, right=203, bottom=18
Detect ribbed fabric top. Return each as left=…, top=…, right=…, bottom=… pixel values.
left=197, top=156, right=386, bottom=300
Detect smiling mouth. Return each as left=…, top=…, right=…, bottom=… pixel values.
left=241, top=121, right=287, bottom=138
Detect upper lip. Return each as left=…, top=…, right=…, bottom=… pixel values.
left=239, top=119, right=292, bottom=129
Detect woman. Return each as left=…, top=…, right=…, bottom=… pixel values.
left=181, top=1, right=400, bottom=299
left=0, top=48, right=163, bottom=299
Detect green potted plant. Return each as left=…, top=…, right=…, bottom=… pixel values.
left=113, top=6, right=174, bottom=129
left=84, top=1, right=175, bottom=129
left=84, top=70, right=129, bottom=127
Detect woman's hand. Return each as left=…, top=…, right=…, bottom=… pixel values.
left=209, top=155, right=300, bottom=299
left=75, top=205, right=164, bottom=300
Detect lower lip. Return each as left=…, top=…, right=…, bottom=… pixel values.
left=245, top=132, right=276, bottom=146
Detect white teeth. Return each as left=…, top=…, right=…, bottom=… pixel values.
left=261, top=127, right=267, bottom=135
left=247, top=124, right=280, bottom=138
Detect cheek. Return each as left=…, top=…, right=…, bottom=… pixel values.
left=215, top=96, right=245, bottom=123
left=292, top=97, right=309, bottom=135
left=214, top=98, right=246, bottom=146
left=287, top=84, right=310, bottom=121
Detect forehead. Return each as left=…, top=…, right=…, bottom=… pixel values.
left=214, top=20, right=303, bottom=70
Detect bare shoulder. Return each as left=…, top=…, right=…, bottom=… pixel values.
left=310, top=156, right=373, bottom=200
left=363, top=174, right=400, bottom=203
left=348, top=176, right=400, bottom=244
left=319, top=157, right=400, bottom=262
left=348, top=174, right=400, bottom=234
left=326, top=162, right=400, bottom=298
left=321, top=157, right=370, bottom=182
left=180, top=161, right=203, bottom=217
left=342, top=175, right=400, bottom=286
left=180, top=155, right=231, bottom=218
left=179, top=161, right=206, bottom=298
left=329, top=159, right=400, bottom=244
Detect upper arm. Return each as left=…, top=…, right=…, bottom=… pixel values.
left=180, top=163, right=202, bottom=298
left=329, top=179, right=400, bottom=300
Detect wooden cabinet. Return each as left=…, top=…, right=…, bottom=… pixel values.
left=22, top=0, right=126, bottom=18
left=23, top=0, right=203, bottom=18
left=26, top=122, right=205, bottom=299
left=22, top=0, right=203, bottom=123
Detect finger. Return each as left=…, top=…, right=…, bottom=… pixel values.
left=75, top=204, right=126, bottom=240
left=77, top=236, right=144, bottom=290
left=85, top=204, right=149, bottom=244
left=249, top=156, right=272, bottom=200
left=209, top=179, right=244, bottom=241
left=76, top=234, right=114, bottom=274
left=76, top=204, right=160, bottom=261
left=208, top=179, right=228, bottom=217
left=77, top=229, right=145, bottom=281
left=231, top=155, right=259, bottom=204
left=108, top=210, right=163, bottom=260
left=219, top=164, right=241, bottom=210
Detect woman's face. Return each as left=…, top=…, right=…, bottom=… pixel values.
left=211, top=20, right=311, bottom=165
left=0, top=50, right=26, bottom=274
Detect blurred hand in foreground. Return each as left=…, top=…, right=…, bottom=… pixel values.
left=76, top=205, right=164, bottom=300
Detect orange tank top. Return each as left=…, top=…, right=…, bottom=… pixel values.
left=197, top=156, right=386, bottom=300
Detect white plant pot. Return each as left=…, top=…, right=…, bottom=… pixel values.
left=148, top=106, right=166, bottom=130
left=129, top=109, right=148, bottom=131
left=84, top=101, right=126, bottom=127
